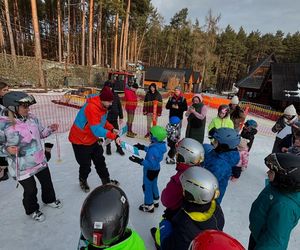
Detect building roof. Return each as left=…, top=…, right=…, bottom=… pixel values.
left=144, top=67, right=165, bottom=82
left=145, top=67, right=200, bottom=83
left=160, top=69, right=185, bottom=82
left=236, top=54, right=276, bottom=89
left=272, top=63, right=300, bottom=102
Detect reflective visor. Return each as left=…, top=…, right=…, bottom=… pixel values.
left=17, top=95, right=36, bottom=105
left=264, top=153, right=284, bottom=173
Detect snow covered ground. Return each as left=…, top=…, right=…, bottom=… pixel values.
left=0, top=107, right=299, bottom=250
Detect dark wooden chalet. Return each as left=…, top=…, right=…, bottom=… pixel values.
left=144, top=67, right=201, bottom=91
left=236, top=54, right=300, bottom=111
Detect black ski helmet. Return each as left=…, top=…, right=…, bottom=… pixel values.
left=80, top=184, right=129, bottom=247
left=265, top=153, right=300, bottom=192
left=3, top=91, right=36, bottom=109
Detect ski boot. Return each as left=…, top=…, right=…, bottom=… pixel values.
left=139, top=204, right=154, bottom=213
left=31, top=210, right=45, bottom=222
left=79, top=178, right=90, bottom=193
left=126, top=131, right=135, bottom=138
left=106, top=144, right=112, bottom=155
left=154, top=198, right=159, bottom=208
left=116, top=146, right=125, bottom=156
left=166, top=157, right=175, bottom=164
left=46, top=199, right=63, bottom=209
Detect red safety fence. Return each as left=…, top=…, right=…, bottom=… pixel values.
left=239, top=102, right=283, bottom=121
left=26, top=92, right=284, bottom=140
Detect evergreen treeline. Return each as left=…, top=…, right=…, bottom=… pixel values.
left=0, top=1, right=300, bottom=90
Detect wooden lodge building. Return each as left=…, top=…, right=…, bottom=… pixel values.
left=236, top=54, right=300, bottom=111
left=144, top=67, right=201, bottom=92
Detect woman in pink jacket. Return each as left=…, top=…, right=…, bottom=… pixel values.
left=231, top=138, right=249, bottom=181
left=124, top=83, right=139, bottom=138
left=0, top=91, right=62, bottom=222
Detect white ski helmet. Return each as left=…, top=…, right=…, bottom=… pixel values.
left=230, top=96, right=239, bottom=105
left=176, top=138, right=205, bottom=165
left=180, top=167, right=220, bottom=204
left=284, top=104, right=297, bottom=116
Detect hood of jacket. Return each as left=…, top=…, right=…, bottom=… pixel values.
left=205, top=149, right=240, bottom=167
left=86, top=94, right=106, bottom=110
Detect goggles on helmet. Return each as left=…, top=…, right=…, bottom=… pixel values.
left=264, top=153, right=285, bottom=173
left=17, top=95, right=36, bottom=106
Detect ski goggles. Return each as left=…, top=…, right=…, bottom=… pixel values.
left=17, top=95, right=36, bottom=106
left=283, top=114, right=295, bottom=121
left=264, top=153, right=284, bottom=173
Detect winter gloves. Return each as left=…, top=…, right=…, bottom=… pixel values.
left=44, top=143, right=54, bottom=162
left=134, top=143, right=146, bottom=151
left=129, top=155, right=143, bottom=165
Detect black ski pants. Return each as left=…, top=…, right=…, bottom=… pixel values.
left=72, top=142, right=110, bottom=183
left=19, top=167, right=56, bottom=215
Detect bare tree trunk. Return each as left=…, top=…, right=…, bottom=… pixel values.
left=163, top=45, right=170, bottom=65
left=12, top=0, right=19, bottom=55
left=134, top=29, right=138, bottom=62
left=72, top=6, right=77, bottom=63
left=105, top=36, right=108, bottom=66
left=4, top=0, right=16, bottom=66
left=113, top=10, right=119, bottom=69
left=88, top=0, right=94, bottom=84
left=14, top=0, right=24, bottom=56
left=67, top=0, right=71, bottom=64
left=30, top=0, right=45, bottom=89
left=122, top=0, right=131, bottom=69
left=173, top=34, right=179, bottom=68
left=57, top=0, right=62, bottom=62
left=81, top=0, right=86, bottom=65
left=98, top=1, right=102, bottom=66
left=0, top=20, right=7, bottom=55
left=118, top=20, right=124, bottom=69
left=136, top=28, right=146, bottom=61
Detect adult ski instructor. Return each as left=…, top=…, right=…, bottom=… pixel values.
left=69, top=86, right=121, bottom=192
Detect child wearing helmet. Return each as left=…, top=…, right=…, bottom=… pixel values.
left=150, top=138, right=205, bottom=248
left=231, top=138, right=250, bottom=181
left=203, top=128, right=240, bottom=203
left=0, top=91, right=61, bottom=222
left=78, top=184, right=146, bottom=250
left=271, top=104, right=298, bottom=153
left=240, top=119, right=258, bottom=151
left=129, top=125, right=167, bottom=212
left=161, top=138, right=205, bottom=219
left=208, top=104, right=234, bottom=137
left=248, top=153, right=300, bottom=250
left=165, top=116, right=181, bottom=164
left=189, top=230, right=245, bottom=250
left=158, top=167, right=224, bottom=250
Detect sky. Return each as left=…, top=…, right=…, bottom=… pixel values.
left=151, top=0, right=300, bottom=35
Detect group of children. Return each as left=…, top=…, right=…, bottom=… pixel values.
left=79, top=101, right=300, bottom=250
left=1, top=86, right=299, bottom=250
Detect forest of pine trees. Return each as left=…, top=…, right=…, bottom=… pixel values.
left=0, top=0, right=300, bottom=90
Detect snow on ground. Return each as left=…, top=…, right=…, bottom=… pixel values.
left=0, top=107, right=299, bottom=250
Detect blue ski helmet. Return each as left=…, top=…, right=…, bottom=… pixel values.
left=169, top=116, right=181, bottom=125
left=212, top=128, right=241, bottom=149
left=245, top=119, right=257, bottom=128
